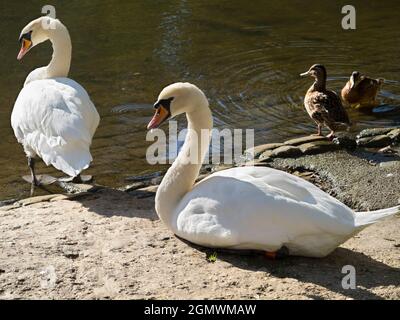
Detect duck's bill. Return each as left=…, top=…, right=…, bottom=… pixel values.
left=17, top=39, right=32, bottom=60
left=300, top=71, right=310, bottom=77
left=147, top=106, right=170, bottom=130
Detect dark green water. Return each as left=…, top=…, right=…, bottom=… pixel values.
left=1, top=0, right=400, bottom=200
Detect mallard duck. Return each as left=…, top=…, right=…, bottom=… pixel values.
left=300, top=64, right=351, bottom=139
left=11, top=17, right=100, bottom=195
left=341, top=71, right=384, bottom=108
left=146, top=82, right=399, bottom=258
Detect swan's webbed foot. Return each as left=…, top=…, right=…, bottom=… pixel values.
left=58, top=175, right=93, bottom=184
left=22, top=158, right=57, bottom=196
left=22, top=157, right=57, bottom=197
left=264, top=246, right=289, bottom=260
left=23, top=177, right=57, bottom=197
left=74, top=175, right=93, bottom=183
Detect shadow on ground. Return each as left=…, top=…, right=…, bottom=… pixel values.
left=185, top=240, right=400, bottom=300
left=76, top=188, right=158, bottom=220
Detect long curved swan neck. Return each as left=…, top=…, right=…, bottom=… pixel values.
left=156, top=102, right=213, bottom=227
left=46, top=21, right=72, bottom=78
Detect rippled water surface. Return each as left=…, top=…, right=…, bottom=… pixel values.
left=1, top=0, right=400, bottom=200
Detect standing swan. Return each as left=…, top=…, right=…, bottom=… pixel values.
left=148, top=83, right=399, bottom=258
left=11, top=17, right=100, bottom=194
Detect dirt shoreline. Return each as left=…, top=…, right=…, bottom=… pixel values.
left=1, top=148, right=399, bottom=300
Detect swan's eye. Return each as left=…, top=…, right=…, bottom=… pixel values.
left=153, top=97, right=174, bottom=110
left=19, top=31, right=32, bottom=43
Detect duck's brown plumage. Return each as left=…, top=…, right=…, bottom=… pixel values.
left=341, top=71, right=383, bottom=108
left=301, top=64, right=351, bottom=137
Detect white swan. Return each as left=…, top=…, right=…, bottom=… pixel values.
left=148, top=82, right=399, bottom=258
left=11, top=17, right=100, bottom=193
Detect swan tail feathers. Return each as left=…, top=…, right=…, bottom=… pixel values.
left=355, top=205, right=400, bottom=227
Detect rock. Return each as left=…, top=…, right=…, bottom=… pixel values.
left=50, top=195, right=70, bottom=202
left=119, top=182, right=149, bottom=192
left=271, top=146, right=302, bottom=158
left=244, top=159, right=270, bottom=166
left=151, top=176, right=163, bottom=185
left=356, top=135, right=392, bottom=148
left=357, top=128, right=395, bottom=139
left=57, top=182, right=103, bottom=194
left=50, top=193, right=92, bottom=202
left=284, top=135, right=327, bottom=146
left=379, top=161, right=399, bottom=170
left=125, top=171, right=164, bottom=182
left=259, top=150, right=274, bottom=161
left=332, top=135, right=357, bottom=149
left=377, top=146, right=397, bottom=154
left=0, top=199, right=18, bottom=208
left=0, top=203, right=22, bottom=212
left=299, top=140, right=339, bottom=155
left=212, top=164, right=235, bottom=173
left=387, top=128, right=400, bottom=142
left=19, top=195, right=60, bottom=206
left=62, top=249, right=79, bottom=260
left=244, top=143, right=284, bottom=159
left=196, top=174, right=210, bottom=182
left=137, top=185, right=158, bottom=193
left=128, top=185, right=158, bottom=198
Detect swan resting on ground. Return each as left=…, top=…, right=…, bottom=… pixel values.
left=147, top=82, right=399, bottom=258
left=11, top=17, right=100, bottom=195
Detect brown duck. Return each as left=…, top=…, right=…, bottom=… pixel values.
left=301, top=64, right=351, bottom=138
left=341, top=71, right=384, bottom=108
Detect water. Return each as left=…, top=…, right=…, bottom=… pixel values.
left=1, top=0, right=400, bottom=200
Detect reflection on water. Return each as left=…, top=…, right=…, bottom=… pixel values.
left=0, top=0, right=400, bottom=200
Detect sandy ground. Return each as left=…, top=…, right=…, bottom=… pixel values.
left=0, top=150, right=400, bottom=300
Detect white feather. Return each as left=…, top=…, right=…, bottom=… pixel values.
left=154, top=83, right=399, bottom=258
left=11, top=78, right=99, bottom=177
left=12, top=17, right=99, bottom=178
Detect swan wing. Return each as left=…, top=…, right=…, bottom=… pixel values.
left=174, top=166, right=356, bottom=256
left=11, top=78, right=100, bottom=177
